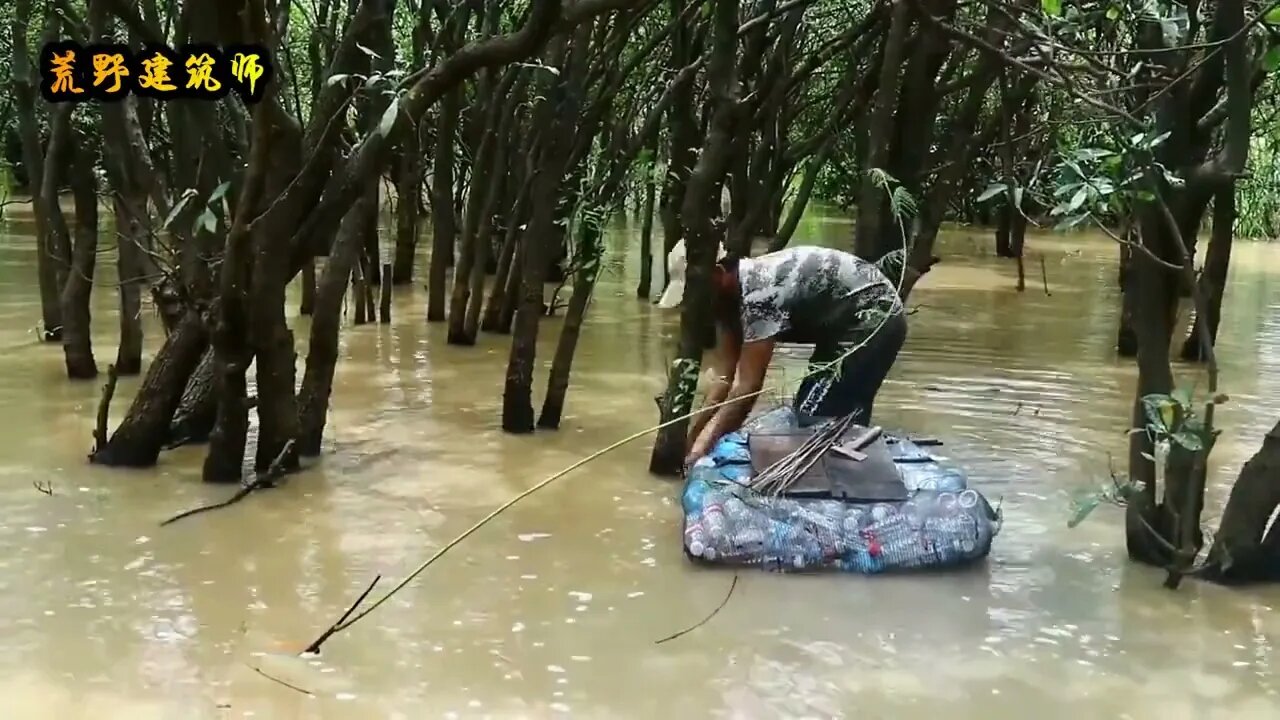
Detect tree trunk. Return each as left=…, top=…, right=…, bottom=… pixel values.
left=448, top=70, right=506, bottom=345
left=300, top=258, right=317, bottom=315
left=658, top=0, right=701, bottom=289
left=1123, top=188, right=1211, bottom=565
left=298, top=192, right=368, bottom=456
left=1116, top=242, right=1139, bottom=356
left=503, top=35, right=579, bottom=434
left=636, top=152, right=658, bottom=299
left=497, top=240, right=524, bottom=333
left=1180, top=186, right=1234, bottom=361
left=392, top=134, right=422, bottom=285
left=853, top=0, right=911, bottom=260
left=10, top=0, right=62, bottom=341
left=1204, top=419, right=1280, bottom=583
left=90, top=310, right=209, bottom=467
left=482, top=182, right=530, bottom=333
left=379, top=261, right=393, bottom=323
left=168, top=347, right=218, bottom=446
left=204, top=94, right=280, bottom=483
left=427, top=86, right=461, bottom=322
left=651, top=0, right=741, bottom=475
left=463, top=72, right=521, bottom=342
left=112, top=193, right=146, bottom=376
left=98, top=90, right=151, bottom=377
left=60, top=130, right=100, bottom=380
left=538, top=221, right=601, bottom=429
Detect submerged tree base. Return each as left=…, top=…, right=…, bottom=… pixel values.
left=90, top=311, right=209, bottom=468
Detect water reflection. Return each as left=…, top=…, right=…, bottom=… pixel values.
left=0, top=202, right=1278, bottom=718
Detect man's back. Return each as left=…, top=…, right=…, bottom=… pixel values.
left=737, top=246, right=903, bottom=346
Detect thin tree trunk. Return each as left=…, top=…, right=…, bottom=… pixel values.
left=60, top=129, right=99, bottom=380
left=392, top=135, right=422, bottom=285
left=298, top=192, right=368, bottom=456
left=538, top=221, right=602, bottom=428
left=853, top=0, right=911, bottom=260
left=448, top=71, right=505, bottom=345
left=1180, top=185, right=1234, bottom=361
left=300, top=258, right=317, bottom=315
left=503, top=35, right=579, bottom=433
left=204, top=93, right=278, bottom=483
left=428, top=85, right=461, bottom=322
left=482, top=183, right=530, bottom=332
left=112, top=194, right=145, bottom=375
left=636, top=152, right=658, bottom=299
left=11, top=0, right=62, bottom=341
left=380, top=261, right=393, bottom=323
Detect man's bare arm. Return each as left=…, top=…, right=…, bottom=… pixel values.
left=686, top=338, right=774, bottom=462
left=687, top=326, right=740, bottom=448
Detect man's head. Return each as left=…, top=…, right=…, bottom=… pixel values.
left=656, top=239, right=733, bottom=309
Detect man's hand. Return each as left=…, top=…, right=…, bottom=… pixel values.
left=682, top=452, right=697, bottom=477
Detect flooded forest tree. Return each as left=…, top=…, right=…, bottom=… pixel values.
left=3, top=0, right=1280, bottom=585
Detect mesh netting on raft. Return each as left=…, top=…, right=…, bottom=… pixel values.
left=681, top=407, right=1002, bottom=574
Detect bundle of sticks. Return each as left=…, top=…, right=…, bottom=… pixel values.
left=749, top=414, right=883, bottom=496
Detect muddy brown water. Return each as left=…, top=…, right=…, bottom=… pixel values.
left=0, top=202, right=1278, bottom=719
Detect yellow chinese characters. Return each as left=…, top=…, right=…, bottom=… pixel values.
left=138, top=50, right=177, bottom=93
left=230, top=52, right=264, bottom=97
left=185, top=52, right=222, bottom=94
left=39, top=41, right=271, bottom=102
left=91, top=51, right=130, bottom=95
left=48, top=48, right=84, bottom=97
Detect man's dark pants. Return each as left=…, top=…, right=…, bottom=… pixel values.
left=792, top=311, right=908, bottom=426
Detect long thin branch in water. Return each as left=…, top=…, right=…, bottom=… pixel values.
left=654, top=574, right=738, bottom=644
left=159, top=440, right=296, bottom=526
left=92, top=364, right=119, bottom=455
left=303, top=575, right=382, bottom=654
left=1040, top=255, right=1051, bottom=296
left=251, top=665, right=314, bottom=696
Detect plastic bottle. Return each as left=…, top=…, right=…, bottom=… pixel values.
left=702, top=502, right=726, bottom=540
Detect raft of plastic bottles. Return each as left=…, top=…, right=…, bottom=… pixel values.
left=681, top=407, right=1002, bottom=574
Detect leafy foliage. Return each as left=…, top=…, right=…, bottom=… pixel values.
left=1137, top=387, right=1227, bottom=453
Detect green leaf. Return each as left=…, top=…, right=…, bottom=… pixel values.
left=1067, top=494, right=1101, bottom=528
left=977, top=183, right=1008, bottom=202
left=1170, top=386, right=1193, bottom=408
left=1265, top=6, right=1280, bottom=24
left=1042, top=0, right=1062, bottom=16
left=1067, top=186, right=1089, bottom=213
left=1141, top=393, right=1181, bottom=433
left=1263, top=46, right=1280, bottom=73
left=1105, top=5, right=1120, bottom=20
left=1074, top=148, right=1114, bottom=162
left=377, top=96, right=400, bottom=138
left=356, top=43, right=381, bottom=60
left=207, top=181, right=231, bottom=205
left=1171, top=430, right=1204, bottom=452
left=193, top=207, right=217, bottom=236
left=325, top=73, right=351, bottom=86
left=160, top=194, right=192, bottom=230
